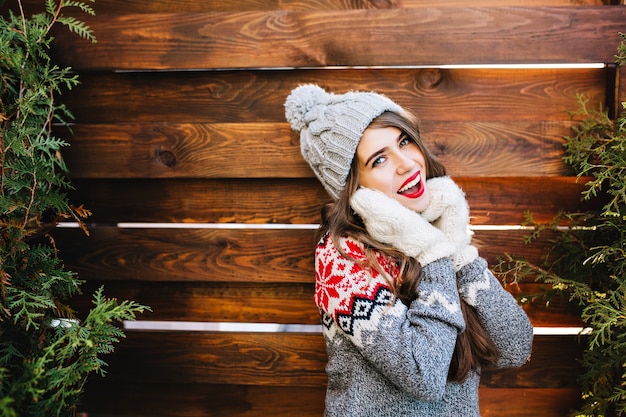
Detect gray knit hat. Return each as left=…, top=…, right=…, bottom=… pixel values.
left=284, top=84, right=403, bottom=200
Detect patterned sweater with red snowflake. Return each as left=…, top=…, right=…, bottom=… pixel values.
left=315, top=234, right=533, bottom=417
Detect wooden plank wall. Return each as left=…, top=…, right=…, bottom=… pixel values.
left=12, top=0, right=626, bottom=416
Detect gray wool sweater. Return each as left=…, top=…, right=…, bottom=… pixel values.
left=314, top=235, right=533, bottom=417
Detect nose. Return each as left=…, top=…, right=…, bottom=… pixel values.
left=395, top=152, right=416, bottom=175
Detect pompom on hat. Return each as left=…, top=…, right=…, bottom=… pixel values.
left=284, top=84, right=403, bottom=200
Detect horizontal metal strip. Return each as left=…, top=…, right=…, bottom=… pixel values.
left=122, top=320, right=591, bottom=336
left=60, top=222, right=587, bottom=231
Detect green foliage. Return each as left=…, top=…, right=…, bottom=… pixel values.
left=496, top=32, right=626, bottom=417
left=0, top=1, right=149, bottom=416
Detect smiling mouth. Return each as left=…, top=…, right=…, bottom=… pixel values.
left=397, top=171, right=424, bottom=197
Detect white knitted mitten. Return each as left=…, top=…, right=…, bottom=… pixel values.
left=421, top=177, right=478, bottom=271
left=350, top=187, right=455, bottom=266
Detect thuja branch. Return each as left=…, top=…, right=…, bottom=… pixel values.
left=0, top=2, right=148, bottom=416
left=496, top=32, right=626, bottom=417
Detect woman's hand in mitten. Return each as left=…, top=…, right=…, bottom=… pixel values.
left=350, top=187, right=454, bottom=266
left=420, top=176, right=478, bottom=271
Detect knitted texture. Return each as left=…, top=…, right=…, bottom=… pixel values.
left=315, top=235, right=533, bottom=416
left=421, top=176, right=478, bottom=271
left=456, top=257, right=534, bottom=367
left=350, top=187, right=455, bottom=266
left=284, top=84, right=402, bottom=200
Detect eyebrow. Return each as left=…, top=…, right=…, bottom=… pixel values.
left=363, top=132, right=405, bottom=167
left=365, top=148, right=386, bottom=167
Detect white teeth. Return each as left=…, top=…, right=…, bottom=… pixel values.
left=398, top=175, right=421, bottom=193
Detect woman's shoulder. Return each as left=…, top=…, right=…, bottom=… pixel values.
left=314, top=233, right=401, bottom=325
left=316, top=233, right=367, bottom=262
left=316, top=234, right=397, bottom=272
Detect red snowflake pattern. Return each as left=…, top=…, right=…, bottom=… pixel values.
left=314, top=236, right=398, bottom=317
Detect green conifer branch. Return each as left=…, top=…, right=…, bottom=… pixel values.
left=0, top=2, right=149, bottom=416
left=496, top=32, right=626, bottom=417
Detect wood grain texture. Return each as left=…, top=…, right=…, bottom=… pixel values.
left=54, top=227, right=568, bottom=283
left=83, top=332, right=581, bottom=389
left=77, top=281, right=320, bottom=324
left=57, top=222, right=586, bottom=328
left=481, top=335, right=585, bottom=388
left=61, top=121, right=573, bottom=178
left=59, top=68, right=605, bottom=123
left=50, top=7, right=626, bottom=69
left=17, top=0, right=609, bottom=14
left=95, top=331, right=330, bottom=386
left=72, top=279, right=582, bottom=327
left=480, top=388, right=583, bottom=417
left=77, top=384, right=582, bottom=417
left=67, top=176, right=595, bottom=225
left=55, top=227, right=318, bottom=283
left=79, top=383, right=327, bottom=417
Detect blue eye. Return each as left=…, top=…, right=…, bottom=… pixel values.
left=399, top=134, right=411, bottom=147
left=372, top=155, right=385, bottom=167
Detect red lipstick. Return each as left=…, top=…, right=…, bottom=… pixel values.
left=397, top=171, right=424, bottom=199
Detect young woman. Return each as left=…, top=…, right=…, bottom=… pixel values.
left=284, top=84, right=533, bottom=417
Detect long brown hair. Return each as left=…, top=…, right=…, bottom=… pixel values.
left=319, top=110, right=499, bottom=382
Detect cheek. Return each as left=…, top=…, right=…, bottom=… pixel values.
left=359, top=170, right=396, bottom=196
left=413, top=150, right=427, bottom=169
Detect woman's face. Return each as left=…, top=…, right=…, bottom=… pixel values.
left=355, top=126, right=430, bottom=213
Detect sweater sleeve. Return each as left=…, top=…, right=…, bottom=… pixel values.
left=315, top=235, right=465, bottom=401
left=456, top=257, right=534, bottom=368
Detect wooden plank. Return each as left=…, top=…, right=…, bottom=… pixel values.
left=419, top=121, right=572, bottom=176
left=67, top=178, right=327, bottom=224
left=59, top=68, right=605, bottom=123
left=73, top=280, right=583, bottom=327
left=458, top=176, right=597, bottom=225
left=480, top=388, right=582, bottom=417
left=61, top=121, right=574, bottom=178
left=79, top=383, right=327, bottom=417
left=77, top=384, right=581, bottom=417
left=17, top=0, right=608, bottom=15
left=58, top=224, right=587, bottom=327
left=50, top=7, right=626, bottom=69
left=67, top=176, right=594, bottom=225
left=95, top=331, right=329, bottom=386
left=77, top=281, right=320, bottom=325
left=79, top=332, right=582, bottom=388
left=62, top=123, right=312, bottom=179
left=517, top=297, right=584, bottom=328
left=55, top=227, right=318, bottom=283
left=55, top=227, right=571, bottom=283
left=481, top=335, right=584, bottom=388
